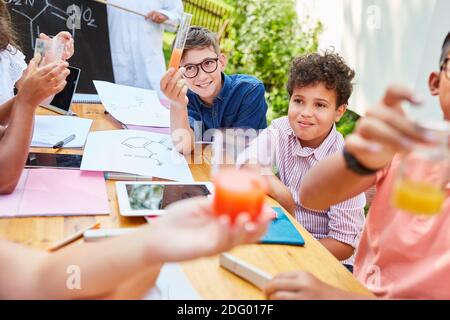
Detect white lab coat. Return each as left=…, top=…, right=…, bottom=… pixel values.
left=107, top=0, right=183, bottom=96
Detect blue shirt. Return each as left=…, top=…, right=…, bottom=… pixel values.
left=187, top=73, right=268, bottom=139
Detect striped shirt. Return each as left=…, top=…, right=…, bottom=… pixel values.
left=266, top=117, right=366, bottom=265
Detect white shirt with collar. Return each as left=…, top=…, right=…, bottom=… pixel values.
left=0, top=45, right=27, bottom=104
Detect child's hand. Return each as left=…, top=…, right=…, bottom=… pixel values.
left=265, top=271, right=340, bottom=300
left=160, top=67, right=189, bottom=109
left=16, top=58, right=69, bottom=109
left=345, top=85, right=432, bottom=170
left=149, top=197, right=273, bottom=262
left=39, top=32, right=74, bottom=60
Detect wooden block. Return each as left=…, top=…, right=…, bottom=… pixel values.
left=219, top=253, right=272, bottom=290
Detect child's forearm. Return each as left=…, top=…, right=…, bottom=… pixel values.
left=0, top=98, right=15, bottom=126
left=170, top=105, right=194, bottom=155
left=266, top=175, right=296, bottom=215
left=300, top=153, right=377, bottom=211
left=32, top=226, right=168, bottom=299
left=0, top=226, right=166, bottom=299
left=84, top=265, right=162, bottom=299
left=0, top=100, right=35, bottom=194
left=319, top=237, right=355, bottom=261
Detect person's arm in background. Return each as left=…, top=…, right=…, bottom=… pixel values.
left=161, top=67, right=195, bottom=155
left=237, top=128, right=296, bottom=215
left=266, top=175, right=296, bottom=216
left=264, top=86, right=434, bottom=300
left=0, top=198, right=273, bottom=299
left=232, top=82, right=268, bottom=130
left=0, top=59, right=69, bottom=194
left=146, top=0, right=183, bottom=32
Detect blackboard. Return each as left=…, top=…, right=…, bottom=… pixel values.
left=7, top=0, right=114, bottom=93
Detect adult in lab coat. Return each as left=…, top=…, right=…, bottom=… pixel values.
left=107, top=0, right=183, bottom=96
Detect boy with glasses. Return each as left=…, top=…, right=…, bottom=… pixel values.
left=161, top=27, right=268, bottom=154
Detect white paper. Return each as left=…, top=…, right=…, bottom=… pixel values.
left=31, top=116, right=93, bottom=148
left=144, top=263, right=200, bottom=300
left=93, top=80, right=170, bottom=127
left=80, top=130, right=194, bottom=182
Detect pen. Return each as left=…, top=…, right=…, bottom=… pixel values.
left=104, top=172, right=153, bottom=181
left=52, top=134, right=76, bottom=149
left=48, top=222, right=101, bottom=252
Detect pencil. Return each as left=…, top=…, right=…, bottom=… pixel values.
left=90, top=0, right=178, bottom=28
left=48, top=222, right=101, bottom=252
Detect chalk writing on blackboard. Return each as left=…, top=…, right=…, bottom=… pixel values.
left=6, top=0, right=98, bottom=49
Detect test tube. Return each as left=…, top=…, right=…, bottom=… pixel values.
left=169, top=13, right=193, bottom=69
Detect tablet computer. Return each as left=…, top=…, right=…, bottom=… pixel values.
left=25, top=152, right=82, bottom=169
left=42, top=66, right=81, bottom=115
left=116, top=181, right=214, bottom=216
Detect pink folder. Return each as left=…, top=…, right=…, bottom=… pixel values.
left=0, top=169, right=110, bottom=217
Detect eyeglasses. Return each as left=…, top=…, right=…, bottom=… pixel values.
left=182, top=57, right=219, bottom=79
left=440, top=58, right=450, bottom=80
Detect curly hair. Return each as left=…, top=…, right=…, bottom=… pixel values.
left=0, top=0, right=20, bottom=53
left=287, top=50, right=355, bottom=107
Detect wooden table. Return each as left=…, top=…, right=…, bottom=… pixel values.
left=0, top=103, right=373, bottom=299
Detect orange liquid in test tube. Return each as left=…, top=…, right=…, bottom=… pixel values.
left=169, top=48, right=183, bottom=69
left=213, top=169, right=267, bottom=222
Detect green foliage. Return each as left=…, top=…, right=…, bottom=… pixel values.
left=336, top=109, right=360, bottom=137
left=222, top=0, right=323, bottom=122
left=163, top=32, right=175, bottom=67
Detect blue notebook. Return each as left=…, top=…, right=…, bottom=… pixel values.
left=260, top=207, right=305, bottom=246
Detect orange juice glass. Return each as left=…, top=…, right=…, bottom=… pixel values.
left=392, top=121, right=450, bottom=216
left=210, top=129, right=273, bottom=222
left=213, top=168, right=267, bottom=222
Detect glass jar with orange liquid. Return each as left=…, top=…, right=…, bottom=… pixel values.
left=392, top=121, right=450, bottom=216
left=211, top=129, right=272, bottom=222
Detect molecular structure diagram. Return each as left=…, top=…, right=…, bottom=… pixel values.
left=7, top=0, right=98, bottom=49
left=121, top=137, right=173, bottom=166
left=109, top=97, right=167, bottom=120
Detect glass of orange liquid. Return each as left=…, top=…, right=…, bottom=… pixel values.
left=211, top=129, right=272, bottom=222
left=392, top=121, right=450, bottom=216
left=168, top=13, right=192, bottom=69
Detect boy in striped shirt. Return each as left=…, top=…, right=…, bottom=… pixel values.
left=253, top=51, right=366, bottom=270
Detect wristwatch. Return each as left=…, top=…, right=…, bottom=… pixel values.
left=342, top=147, right=379, bottom=176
